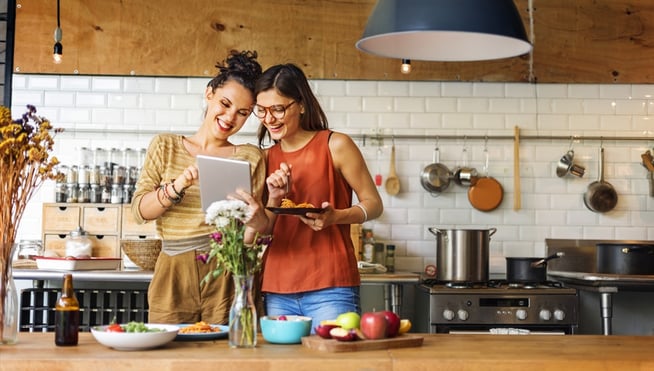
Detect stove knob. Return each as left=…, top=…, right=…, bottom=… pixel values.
left=443, top=309, right=455, bottom=321
left=516, top=309, right=528, bottom=320
left=457, top=309, right=469, bottom=321
left=539, top=309, right=552, bottom=321
left=554, top=309, right=566, bottom=321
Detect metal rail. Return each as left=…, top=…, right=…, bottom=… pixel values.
left=60, top=128, right=653, bottom=144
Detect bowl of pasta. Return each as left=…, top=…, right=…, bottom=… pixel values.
left=175, top=321, right=228, bottom=341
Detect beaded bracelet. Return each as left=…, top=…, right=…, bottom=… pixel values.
left=170, top=179, right=186, bottom=199
left=161, top=183, right=183, bottom=204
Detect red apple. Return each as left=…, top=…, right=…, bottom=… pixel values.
left=315, top=324, right=339, bottom=339
left=360, top=311, right=387, bottom=340
left=382, top=311, right=401, bottom=338
left=329, top=327, right=357, bottom=341
left=277, top=315, right=287, bottom=321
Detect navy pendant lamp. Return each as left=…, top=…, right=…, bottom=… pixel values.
left=356, top=0, right=532, bottom=62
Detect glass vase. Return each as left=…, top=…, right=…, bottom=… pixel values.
left=1, top=243, right=19, bottom=345
left=229, top=274, right=257, bottom=348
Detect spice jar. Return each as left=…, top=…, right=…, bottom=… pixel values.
left=65, top=226, right=92, bottom=258
left=16, top=240, right=44, bottom=260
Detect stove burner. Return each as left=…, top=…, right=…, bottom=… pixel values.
left=423, top=278, right=566, bottom=289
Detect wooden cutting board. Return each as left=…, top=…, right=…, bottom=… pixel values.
left=301, top=334, right=423, bottom=352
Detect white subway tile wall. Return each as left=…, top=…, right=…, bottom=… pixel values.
left=11, top=75, right=654, bottom=274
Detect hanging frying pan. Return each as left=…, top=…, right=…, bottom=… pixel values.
left=583, top=145, right=618, bottom=213
left=420, top=145, right=451, bottom=196
left=468, top=144, right=503, bottom=211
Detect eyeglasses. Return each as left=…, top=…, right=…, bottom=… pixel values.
left=253, top=101, right=296, bottom=120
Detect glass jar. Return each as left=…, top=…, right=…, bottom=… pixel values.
left=15, top=240, right=44, bottom=260
left=89, top=184, right=102, bottom=203
left=66, top=165, right=78, bottom=184
left=101, top=186, right=112, bottom=204
left=65, top=226, right=92, bottom=258
left=78, top=183, right=90, bottom=203
left=65, top=183, right=79, bottom=203
left=110, top=184, right=123, bottom=204
left=55, top=181, right=67, bottom=203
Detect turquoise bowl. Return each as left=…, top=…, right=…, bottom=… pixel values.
left=260, top=315, right=312, bottom=344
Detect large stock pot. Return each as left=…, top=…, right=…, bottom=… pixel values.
left=428, top=227, right=496, bottom=282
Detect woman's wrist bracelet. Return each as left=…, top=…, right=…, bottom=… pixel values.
left=155, top=187, right=170, bottom=209
left=161, top=183, right=183, bottom=204
left=354, top=203, right=368, bottom=223
left=170, top=179, right=186, bottom=198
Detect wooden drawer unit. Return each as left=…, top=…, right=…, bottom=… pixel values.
left=121, top=205, right=157, bottom=238
left=81, top=205, right=121, bottom=235
left=42, top=204, right=82, bottom=232
left=43, top=233, right=120, bottom=258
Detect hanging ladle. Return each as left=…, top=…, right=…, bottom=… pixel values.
left=385, top=137, right=400, bottom=196
left=530, top=252, right=565, bottom=268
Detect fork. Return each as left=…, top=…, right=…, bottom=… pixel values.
left=286, top=171, right=291, bottom=194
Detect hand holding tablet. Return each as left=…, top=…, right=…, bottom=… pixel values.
left=196, top=155, right=251, bottom=210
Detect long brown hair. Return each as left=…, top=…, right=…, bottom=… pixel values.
left=255, top=63, right=328, bottom=146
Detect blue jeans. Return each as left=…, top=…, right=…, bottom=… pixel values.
left=264, top=286, right=360, bottom=334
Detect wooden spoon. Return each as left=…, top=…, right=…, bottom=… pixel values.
left=385, top=144, right=400, bottom=195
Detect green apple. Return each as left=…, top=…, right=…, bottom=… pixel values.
left=335, top=312, right=360, bottom=330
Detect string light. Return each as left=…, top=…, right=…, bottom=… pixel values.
left=53, top=0, right=62, bottom=64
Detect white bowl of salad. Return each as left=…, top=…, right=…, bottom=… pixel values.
left=91, top=322, right=179, bottom=351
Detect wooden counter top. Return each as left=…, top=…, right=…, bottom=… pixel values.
left=3, top=333, right=654, bottom=370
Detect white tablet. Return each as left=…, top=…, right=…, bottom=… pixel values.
left=196, top=155, right=251, bottom=211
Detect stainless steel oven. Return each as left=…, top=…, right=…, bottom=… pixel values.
left=419, top=280, right=579, bottom=334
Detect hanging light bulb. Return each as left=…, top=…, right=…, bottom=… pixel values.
left=400, top=59, right=411, bottom=74
left=52, top=0, right=62, bottom=64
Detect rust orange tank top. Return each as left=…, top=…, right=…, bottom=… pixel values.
left=262, top=130, right=360, bottom=293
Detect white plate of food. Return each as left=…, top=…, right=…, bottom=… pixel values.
left=175, top=322, right=228, bottom=341
left=91, top=323, right=179, bottom=351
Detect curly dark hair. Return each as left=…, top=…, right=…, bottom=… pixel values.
left=207, top=50, right=262, bottom=98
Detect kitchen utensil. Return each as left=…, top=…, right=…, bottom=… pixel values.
left=385, top=144, right=400, bottom=195
left=427, top=227, right=496, bottom=283
left=556, top=150, right=585, bottom=178
left=452, top=144, right=478, bottom=187
left=506, top=252, right=564, bottom=283
left=596, top=243, right=654, bottom=275
left=506, top=257, right=548, bottom=283
left=641, top=150, right=654, bottom=172
left=468, top=144, right=503, bottom=211
left=583, top=145, right=618, bottom=213
left=530, top=252, right=565, bottom=267
left=420, top=145, right=452, bottom=195
left=513, top=126, right=521, bottom=210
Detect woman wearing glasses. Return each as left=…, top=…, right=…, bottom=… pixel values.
left=131, top=50, right=267, bottom=324
left=254, top=63, right=383, bottom=330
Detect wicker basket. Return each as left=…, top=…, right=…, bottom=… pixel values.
left=121, top=239, right=162, bottom=270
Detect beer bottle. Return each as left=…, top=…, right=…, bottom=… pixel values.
left=55, top=273, right=80, bottom=346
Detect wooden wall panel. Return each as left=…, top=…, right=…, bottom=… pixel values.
left=12, top=0, right=654, bottom=83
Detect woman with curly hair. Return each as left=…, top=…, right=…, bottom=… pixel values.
left=131, top=50, right=267, bottom=324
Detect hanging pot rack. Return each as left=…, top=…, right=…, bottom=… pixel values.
left=62, top=128, right=652, bottom=146
left=356, top=133, right=653, bottom=147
